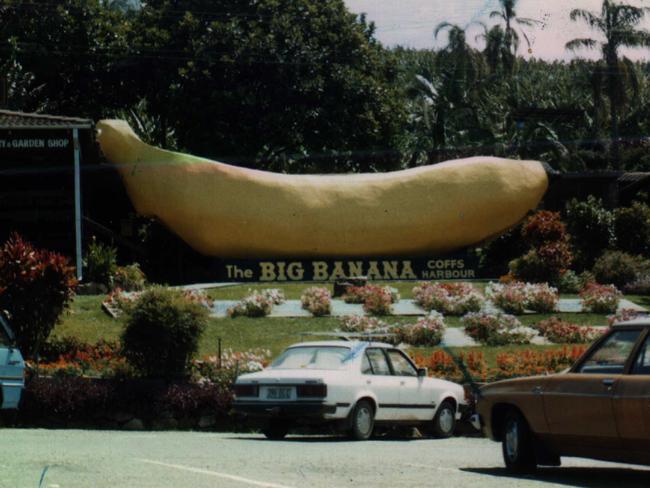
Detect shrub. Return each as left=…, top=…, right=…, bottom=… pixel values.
left=260, top=288, right=285, bottom=305
left=565, top=196, right=615, bottom=269
left=0, top=233, right=77, bottom=358
left=461, top=312, right=531, bottom=346
left=33, top=338, right=129, bottom=378
left=121, top=287, right=209, bottom=379
left=227, top=291, right=274, bottom=318
left=113, top=263, right=146, bottom=291
left=614, top=202, right=650, bottom=257
left=557, top=270, right=581, bottom=294
left=402, top=312, right=446, bottom=346
left=362, top=286, right=393, bottom=316
left=191, top=348, right=271, bottom=388
left=108, top=288, right=213, bottom=318
left=477, top=225, right=527, bottom=277
left=84, top=238, right=117, bottom=286
left=486, top=282, right=558, bottom=314
left=580, top=283, right=621, bottom=314
left=534, top=317, right=604, bottom=344
left=412, top=282, right=484, bottom=315
left=592, top=251, right=648, bottom=289
left=624, top=274, right=650, bottom=295
left=156, top=383, right=233, bottom=419
left=343, top=285, right=399, bottom=305
left=607, top=308, right=647, bottom=326
left=510, top=211, right=572, bottom=284
left=300, top=287, right=331, bottom=316
left=339, top=315, right=387, bottom=332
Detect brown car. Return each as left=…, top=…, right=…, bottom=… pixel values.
left=473, top=318, right=650, bottom=472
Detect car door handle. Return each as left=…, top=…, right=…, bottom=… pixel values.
left=602, top=378, right=615, bottom=387
left=532, top=386, right=543, bottom=395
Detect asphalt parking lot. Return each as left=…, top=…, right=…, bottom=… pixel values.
left=2, top=430, right=650, bottom=488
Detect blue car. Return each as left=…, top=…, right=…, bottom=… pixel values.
left=0, top=314, right=25, bottom=410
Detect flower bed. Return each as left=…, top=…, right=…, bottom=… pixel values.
left=580, top=283, right=621, bottom=314
left=485, top=282, right=559, bottom=314
left=105, top=288, right=215, bottom=317
left=461, top=312, right=532, bottom=346
left=192, top=349, right=270, bottom=387
left=339, top=315, right=388, bottom=332
left=412, top=282, right=484, bottom=315
left=415, top=346, right=587, bottom=383
left=608, top=308, right=647, bottom=326
left=534, top=317, right=604, bottom=344
left=301, top=287, right=332, bottom=316
left=342, top=285, right=400, bottom=304
left=362, top=286, right=394, bottom=315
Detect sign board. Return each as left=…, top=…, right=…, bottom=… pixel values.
left=0, top=129, right=74, bottom=166
left=212, top=254, right=482, bottom=282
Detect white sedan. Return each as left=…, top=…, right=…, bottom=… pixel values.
left=233, top=340, right=469, bottom=440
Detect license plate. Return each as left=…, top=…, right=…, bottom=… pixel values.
left=267, top=387, right=292, bottom=400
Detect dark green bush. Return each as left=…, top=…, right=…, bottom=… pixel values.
left=85, top=238, right=117, bottom=286
left=565, top=196, right=614, bottom=270
left=478, top=225, right=527, bottom=277
left=592, top=251, right=649, bottom=289
left=122, top=287, right=208, bottom=380
left=614, top=202, right=650, bottom=257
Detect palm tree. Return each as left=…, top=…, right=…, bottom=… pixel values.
left=489, top=0, right=540, bottom=56
left=480, top=24, right=515, bottom=74
left=433, top=22, right=486, bottom=94
left=566, top=0, right=650, bottom=167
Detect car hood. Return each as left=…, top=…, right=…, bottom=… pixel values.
left=236, top=368, right=347, bottom=384
left=479, top=374, right=553, bottom=395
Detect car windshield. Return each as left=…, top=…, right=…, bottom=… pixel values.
left=270, top=346, right=352, bottom=370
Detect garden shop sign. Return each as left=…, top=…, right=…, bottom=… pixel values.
left=215, top=255, right=481, bottom=282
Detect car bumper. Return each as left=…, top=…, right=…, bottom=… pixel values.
left=233, top=401, right=346, bottom=418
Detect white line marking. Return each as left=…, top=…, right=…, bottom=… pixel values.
left=404, top=463, right=462, bottom=473
left=137, top=459, right=297, bottom=488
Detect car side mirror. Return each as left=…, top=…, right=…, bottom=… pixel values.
left=417, top=367, right=427, bottom=378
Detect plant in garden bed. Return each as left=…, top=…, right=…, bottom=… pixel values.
left=362, top=286, right=394, bottom=315
left=402, top=312, right=446, bottom=346
left=580, top=283, right=622, bottom=314
left=301, top=287, right=332, bottom=316
left=485, top=282, right=559, bottom=314
left=534, top=317, right=604, bottom=344
left=461, top=312, right=532, bottom=346
left=607, top=308, right=648, bottom=326
left=342, top=285, right=400, bottom=305
left=412, top=282, right=484, bottom=315
left=339, top=315, right=388, bottom=332
left=107, top=288, right=214, bottom=317
left=191, top=348, right=271, bottom=388
left=112, top=263, right=147, bottom=291
left=227, top=290, right=274, bottom=317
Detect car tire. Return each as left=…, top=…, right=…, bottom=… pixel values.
left=502, top=410, right=537, bottom=473
left=262, top=421, right=290, bottom=440
left=431, top=400, right=456, bottom=438
left=349, top=400, right=375, bottom=440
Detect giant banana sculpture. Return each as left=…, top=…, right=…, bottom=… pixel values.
left=96, top=120, right=548, bottom=258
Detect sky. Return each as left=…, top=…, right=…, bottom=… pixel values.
left=345, top=0, right=650, bottom=61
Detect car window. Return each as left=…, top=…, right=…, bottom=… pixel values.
left=578, top=330, right=642, bottom=374
left=632, top=335, right=650, bottom=375
left=270, top=346, right=351, bottom=370
left=365, top=348, right=391, bottom=375
left=361, top=353, right=373, bottom=374
left=387, top=350, right=417, bottom=377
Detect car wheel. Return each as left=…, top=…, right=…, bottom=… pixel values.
left=502, top=410, right=537, bottom=473
left=431, top=400, right=456, bottom=438
left=349, top=400, right=375, bottom=440
left=262, top=421, right=290, bottom=440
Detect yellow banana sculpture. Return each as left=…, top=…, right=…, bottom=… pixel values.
left=96, top=120, right=548, bottom=258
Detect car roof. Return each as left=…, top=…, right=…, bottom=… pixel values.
left=286, top=340, right=394, bottom=349
left=612, top=316, right=650, bottom=328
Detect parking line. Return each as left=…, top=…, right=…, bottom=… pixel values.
left=137, top=459, right=297, bottom=488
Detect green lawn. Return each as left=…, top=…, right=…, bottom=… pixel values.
left=52, top=282, right=635, bottom=366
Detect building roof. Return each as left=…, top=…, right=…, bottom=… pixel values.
left=0, top=110, right=93, bottom=130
